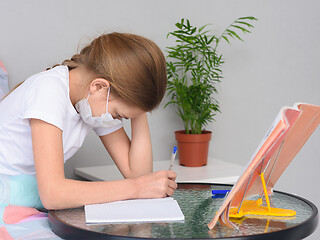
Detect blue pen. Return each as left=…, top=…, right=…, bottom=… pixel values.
left=212, top=190, right=230, bottom=199
left=212, top=190, right=230, bottom=195
left=169, top=147, right=178, bottom=170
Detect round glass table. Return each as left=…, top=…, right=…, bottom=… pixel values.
left=48, top=183, right=318, bottom=239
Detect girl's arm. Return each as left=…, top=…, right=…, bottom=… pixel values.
left=99, top=113, right=153, bottom=178
left=31, top=118, right=177, bottom=210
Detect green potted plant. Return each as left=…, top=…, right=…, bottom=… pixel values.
left=165, top=17, right=257, bottom=167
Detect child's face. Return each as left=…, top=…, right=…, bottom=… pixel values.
left=88, top=90, right=145, bottom=120
left=108, top=96, right=145, bottom=120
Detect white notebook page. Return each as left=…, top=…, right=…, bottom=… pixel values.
left=85, top=197, right=185, bottom=224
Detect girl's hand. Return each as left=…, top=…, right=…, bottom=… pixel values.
left=134, top=170, right=178, bottom=198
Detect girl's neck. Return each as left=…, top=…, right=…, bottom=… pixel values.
left=69, top=66, right=94, bottom=106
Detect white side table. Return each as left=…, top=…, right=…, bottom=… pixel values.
left=74, top=158, right=244, bottom=184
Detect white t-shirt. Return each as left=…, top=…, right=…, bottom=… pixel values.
left=0, top=66, right=122, bottom=175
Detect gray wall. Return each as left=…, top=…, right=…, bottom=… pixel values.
left=1, top=1, right=320, bottom=239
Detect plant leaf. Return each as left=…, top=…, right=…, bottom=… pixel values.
left=165, top=17, right=256, bottom=132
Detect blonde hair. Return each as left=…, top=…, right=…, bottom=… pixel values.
left=62, top=32, right=167, bottom=111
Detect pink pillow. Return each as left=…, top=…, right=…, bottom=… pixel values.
left=2, top=205, right=40, bottom=224
left=0, top=61, right=6, bottom=72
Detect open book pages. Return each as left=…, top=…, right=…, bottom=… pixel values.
left=207, top=103, right=320, bottom=229
left=85, top=197, right=185, bottom=224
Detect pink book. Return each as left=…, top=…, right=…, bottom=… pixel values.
left=207, top=103, right=320, bottom=229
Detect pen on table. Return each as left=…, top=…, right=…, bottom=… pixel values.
left=169, top=147, right=178, bottom=170
left=211, top=189, right=230, bottom=198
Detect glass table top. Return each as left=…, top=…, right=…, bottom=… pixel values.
left=49, top=183, right=318, bottom=239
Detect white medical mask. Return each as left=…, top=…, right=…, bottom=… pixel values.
left=75, top=88, right=122, bottom=129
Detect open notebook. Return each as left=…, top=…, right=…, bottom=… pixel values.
left=85, top=197, right=185, bottom=224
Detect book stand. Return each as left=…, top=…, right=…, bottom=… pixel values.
left=208, top=103, right=320, bottom=230
left=229, top=140, right=296, bottom=219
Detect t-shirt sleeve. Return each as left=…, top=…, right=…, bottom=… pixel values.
left=22, top=73, right=68, bottom=131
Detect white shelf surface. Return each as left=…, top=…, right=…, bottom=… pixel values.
left=75, top=158, right=244, bottom=184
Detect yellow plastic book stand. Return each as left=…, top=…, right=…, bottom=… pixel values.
left=229, top=173, right=296, bottom=219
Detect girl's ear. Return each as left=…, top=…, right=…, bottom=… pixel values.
left=89, top=78, right=110, bottom=93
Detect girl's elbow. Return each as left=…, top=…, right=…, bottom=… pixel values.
left=41, top=199, right=55, bottom=210
left=40, top=192, right=59, bottom=210
left=39, top=186, right=64, bottom=210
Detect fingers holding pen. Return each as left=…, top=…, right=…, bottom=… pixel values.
left=167, top=178, right=178, bottom=196
left=152, top=170, right=177, bottom=184
left=158, top=170, right=178, bottom=197
left=135, top=170, right=178, bottom=199
left=167, top=170, right=177, bottom=181
left=166, top=170, right=178, bottom=189
left=156, top=170, right=178, bottom=189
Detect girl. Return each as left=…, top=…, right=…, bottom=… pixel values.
left=0, top=32, right=177, bottom=210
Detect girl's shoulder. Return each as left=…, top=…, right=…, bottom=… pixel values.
left=21, top=66, right=70, bottom=97
left=21, top=66, right=71, bottom=130
left=26, top=66, right=69, bottom=86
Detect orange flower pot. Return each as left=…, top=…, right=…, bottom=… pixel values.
left=175, top=130, right=212, bottom=167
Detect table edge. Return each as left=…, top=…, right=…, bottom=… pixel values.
left=48, top=182, right=318, bottom=240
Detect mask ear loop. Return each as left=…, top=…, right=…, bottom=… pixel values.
left=106, top=87, right=110, bottom=112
